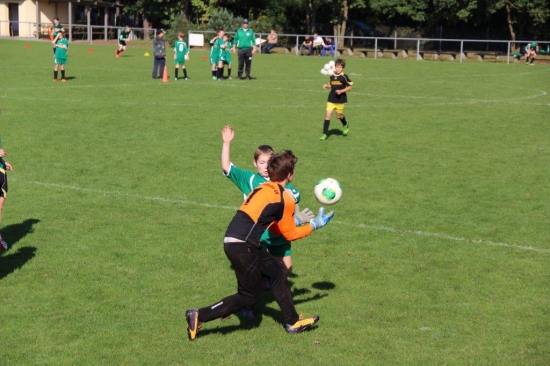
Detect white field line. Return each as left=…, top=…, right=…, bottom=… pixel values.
left=11, top=178, right=550, bottom=254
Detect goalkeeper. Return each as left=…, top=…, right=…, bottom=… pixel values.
left=186, top=150, right=334, bottom=340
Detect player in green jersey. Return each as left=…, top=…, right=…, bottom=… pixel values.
left=115, top=25, right=131, bottom=58
left=218, top=34, right=232, bottom=80
left=52, top=29, right=68, bottom=82
left=173, top=32, right=190, bottom=81
left=51, top=18, right=64, bottom=55
left=0, top=139, right=13, bottom=251
left=209, top=29, right=225, bottom=80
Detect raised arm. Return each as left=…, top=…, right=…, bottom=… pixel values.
left=221, top=125, right=235, bottom=174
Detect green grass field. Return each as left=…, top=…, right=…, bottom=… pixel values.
left=0, top=38, right=549, bottom=364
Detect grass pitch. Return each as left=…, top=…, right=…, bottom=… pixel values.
left=0, top=39, right=549, bottom=364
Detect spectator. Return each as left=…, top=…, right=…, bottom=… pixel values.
left=262, top=28, right=278, bottom=54
left=312, top=33, right=325, bottom=56
left=322, top=36, right=335, bottom=57
left=300, top=36, right=313, bottom=56
left=232, top=18, right=256, bottom=80
left=152, top=29, right=166, bottom=79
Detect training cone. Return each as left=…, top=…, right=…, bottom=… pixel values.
left=162, top=66, right=169, bottom=83
left=88, top=48, right=94, bottom=53
left=25, top=44, right=30, bottom=49
left=144, top=52, right=149, bottom=57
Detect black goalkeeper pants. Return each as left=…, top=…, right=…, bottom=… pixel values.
left=198, top=241, right=299, bottom=326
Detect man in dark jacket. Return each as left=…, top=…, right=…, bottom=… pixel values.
left=152, top=29, right=166, bottom=79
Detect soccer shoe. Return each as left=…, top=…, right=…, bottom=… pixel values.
left=186, top=309, right=202, bottom=340
left=0, top=238, right=7, bottom=251
left=343, top=123, right=349, bottom=136
left=320, top=134, right=328, bottom=141
left=241, top=308, right=256, bottom=320
left=246, top=76, right=251, bottom=80
left=53, top=78, right=58, bottom=82
left=174, top=77, right=178, bottom=81
left=212, top=76, right=217, bottom=80
left=62, top=78, right=67, bottom=82
left=228, top=76, right=232, bottom=80
left=184, top=77, right=188, bottom=81
left=285, top=315, right=320, bottom=334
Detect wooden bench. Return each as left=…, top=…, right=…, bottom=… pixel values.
left=418, top=50, right=457, bottom=61
left=385, top=49, right=410, bottom=59
left=475, top=51, right=502, bottom=61
left=343, top=47, right=383, bottom=57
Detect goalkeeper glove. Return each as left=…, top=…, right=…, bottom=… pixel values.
left=294, top=204, right=315, bottom=226
left=310, top=207, right=334, bottom=230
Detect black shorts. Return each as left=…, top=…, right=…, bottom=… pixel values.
left=118, top=40, right=127, bottom=47
left=0, top=169, right=8, bottom=198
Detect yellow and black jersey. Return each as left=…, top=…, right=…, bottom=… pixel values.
left=327, top=73, right=353, bottom=104
left=225, top=181, right=312, bottom=247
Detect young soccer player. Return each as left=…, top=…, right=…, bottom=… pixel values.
left=51, top=18, right=64, bottom=55
left=320, top=59, right=353, bottom=140
left=52, top=29, right=68, bottom=82
left=221, top=125, right=314, bottom=276
left=173, top=32, right=189, bottom=81
left=218, top=34, right=233, bottom=80
left=0, top=145, right=13, bottom=251
left=209, top=29, right=224, bottom=80
left=115, top=25, right=131, bottom=58
left=186, top=150, right=334, bottom=340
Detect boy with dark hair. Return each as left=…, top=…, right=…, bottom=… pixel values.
left=209, top=29, right=224, bottom=80
left=218, top=34, right=232, bottom=80
left=53, top=29, right=68, bottom=82
left=115, top=25, right=131, bottom=58
left=320, top=59, right=353, bottom=140
left=0, top=144, right=13, bottom=251
left=51, top=18, right=64, bottom=55
left=186, top=150, right=334, bottom=340
left=173, top=32, right=189, bottom=81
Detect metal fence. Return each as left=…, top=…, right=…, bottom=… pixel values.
left=2, top=22, right=546, bottom=65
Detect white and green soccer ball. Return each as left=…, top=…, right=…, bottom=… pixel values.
left=314, top=178, right=342, bottom=205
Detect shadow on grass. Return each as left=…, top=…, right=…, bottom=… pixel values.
left=0, top=219, right=40, bottom=280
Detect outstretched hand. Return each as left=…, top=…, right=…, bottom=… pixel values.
left=310, top=207, right=334, bottom=230
left=221, top=125, right=235, bottom=143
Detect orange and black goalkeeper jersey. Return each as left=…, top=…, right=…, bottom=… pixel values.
left=225, top=181, right=313, bottom=247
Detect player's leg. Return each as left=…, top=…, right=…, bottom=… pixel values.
left=227, top=63, right=232, bottom=79
left=183, top=65, right=188, bottom=80
left=0, top=171, right=8, bottom=250
left=237, top=49, right=245, bottom=78
left=530, top=51, right=536, bottom=65
left=174, top=62, right=179, bottom=80
left=61, top=64, right=66, bottom=82
left=244, top=49, right=252, bottom=79
left=336, top=105, right=349, bottom=136
left=259, top=249, right=319, bottom=333
left=53, top=63, right=59, bottom=81
left=321, top=104, right=335, bottom=140
left=217, top=60, right=224, bottom=80
left=187, top=242, right=262, bottom=340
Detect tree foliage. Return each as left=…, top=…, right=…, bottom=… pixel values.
left=120, top=0, right=550, bottom=40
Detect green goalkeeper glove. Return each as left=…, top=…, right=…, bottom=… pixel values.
left=294, top=204, right=315, bottom=226
left=310, top=207, right=334, bottom=230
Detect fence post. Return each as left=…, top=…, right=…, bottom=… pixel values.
left=460, top=40, right=463, bottom=63
left=374, top=38, right=378, bottom=59
left=507, top=41, right=510, bottom=64
left=416, top=39, right=420, bottom=61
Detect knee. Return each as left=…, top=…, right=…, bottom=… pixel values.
left=337, top=113, right=344, bottom=119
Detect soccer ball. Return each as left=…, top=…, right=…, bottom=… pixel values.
left=314, top=178, right=342, bottom=205
left=323, top=63, right=332, bottom=71
left=328, top=60, right=336, bottom=67
left=320, top=68, right=329, bottom=75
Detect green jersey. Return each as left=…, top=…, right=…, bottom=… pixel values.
left=55, top=38, right=68, bottom=60
left=221, top=40, right=232, bottom=63
left=234, top=27, right=255, bottom=49
left=174, top=39, right=189, bottom=59
left=224, top=163, right=300, bottom=247
left=209, top=37, right=224, bottom=58
left=119, top=29, right=130, bottom=41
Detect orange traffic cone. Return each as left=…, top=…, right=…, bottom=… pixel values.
left=162, top=65, right=169, bottom=83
